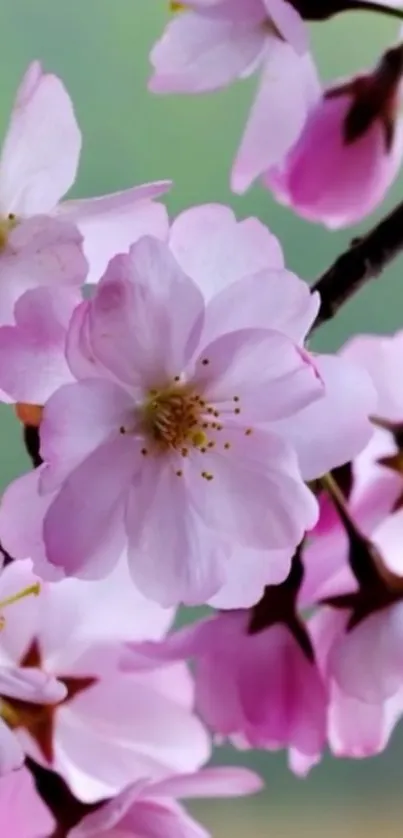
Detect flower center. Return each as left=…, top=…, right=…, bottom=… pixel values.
left=141, top=382, right=211, bottom=453
left=0, top=213, right=17, bottom=250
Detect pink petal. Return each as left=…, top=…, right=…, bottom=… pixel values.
left=40, top=378, right=134, bottom=491
left=0, top=666, right=66, bottom=704
left=273, top=353, right=377, bottom=480
left=193, top=328, right=323, bottom=421
left=0, top=721, right=24, bottom=774
left=59, top=183, right=171, bottom=283
left=264, top=0, right=308, bottom=53
left=202, top=268, right=319, bottom=345
left=0, top=62, right=81, bottom=215
left=55, top=668, right=210, bottom=802
left=169, top=204, right=284, bottom=302
left=149, top=10, right=266, bottom=93
left=0, top=216, right=87, bottom=326
left=330, top=604, right=403, bottom=703
left=0, top=469, right=60, bottom=580
left=0, top=286, right=76, bottom=403
left=0, top=767, right=55, bottom=834
left=232, top=44, right=320, bottom=193
left=85, top=238, right=205, bottom=388
left=151, top=766, right=263, bottom=799
left=187, top=428, right=318, bottom=549
left=126, top=458, right=226, bottom=606
left=209, top=545, right=292, bottom=608
left=43, top=436, right=139, bottom=579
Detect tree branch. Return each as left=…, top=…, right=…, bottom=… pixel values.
left=310, top=199, right=403, bottom=333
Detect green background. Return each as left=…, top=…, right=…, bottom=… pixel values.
left=1, top=2, right=403, bottom=834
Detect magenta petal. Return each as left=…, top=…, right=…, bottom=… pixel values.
left=43, top=436, right=139, bottom=579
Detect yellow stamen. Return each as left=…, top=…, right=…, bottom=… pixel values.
left=0, top=583, right=40, bottom=612
left=170, top=1, right=186, bottom=10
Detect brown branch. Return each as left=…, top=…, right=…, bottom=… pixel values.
left=310, top=199, right=403, bottom=332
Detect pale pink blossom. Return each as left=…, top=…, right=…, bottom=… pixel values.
left=0, top=767, right=54, bottom=837
left=0, top=61, right=170, bottom=284
left=0, top=560, right=209, bottom=802
left=266, top=44, right=403, bottom=227
left=69, top=767, right=263, bottom=838
left=128, top=610, right=327, bottom=776
left=150, top=1, right=320, bottom=192
left=0, top=207, right=376, bottom=605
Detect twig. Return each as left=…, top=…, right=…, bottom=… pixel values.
left=310, top=199, right=403, bottom=332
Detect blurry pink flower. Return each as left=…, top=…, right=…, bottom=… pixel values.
left=311, top=608, right=403, bottom=759
left=0, top=767, right=54, bottom=837
left=0, top=560, right=209, bottom=802
left=0, top=61, right=170, bottom=284
left=150, top=1, right=320, bottom=192
left=69, top=767, right=263, bottom=838
left=266, top=43, right=403, bottom=227
left=128, top=609, right=327, bottom=776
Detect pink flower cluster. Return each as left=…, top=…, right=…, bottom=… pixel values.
left=2, top=0, right=403, bottom=831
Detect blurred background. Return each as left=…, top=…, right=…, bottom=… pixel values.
left=1, top=1, right=403, bottom=834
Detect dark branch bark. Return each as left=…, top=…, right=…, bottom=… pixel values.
left=310, top=199, right=403, bottom=333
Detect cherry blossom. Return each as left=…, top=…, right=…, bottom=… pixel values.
left=0, top=560, right=209, bottom=802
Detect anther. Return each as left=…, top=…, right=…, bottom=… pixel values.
left=181, top=447, right=189, bottom=457
left=245, top=428, right=253, bottom=436
left=119, top=426, right=126, bottom=434
left=224, top=442, right=231, bottom=450
left=176, top=470, right=183, bottom=477
left=174, top=376, right=180, bottom=382
left=234, top=408, right=241, bottom=415
left=141, top=448, right=148, bottom=456
left=201, top=358, right=210, bottom=366
left=233, top=396, right=240, bottom=402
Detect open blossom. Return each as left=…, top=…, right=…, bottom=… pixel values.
left=150, top=1, right=320, bottom=193
left=0, top=206, right=376, bottom=606
left=0, top=560, right=209, bottom=802
left=0, top=60, right=169, bottom=288
left=266, top=42, right=403, bottom=227
left=70, top=767, right=263, bottom=838
left=0, top=767, right=55, bottom=837
left=130, top=610, right=327, bottom=776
